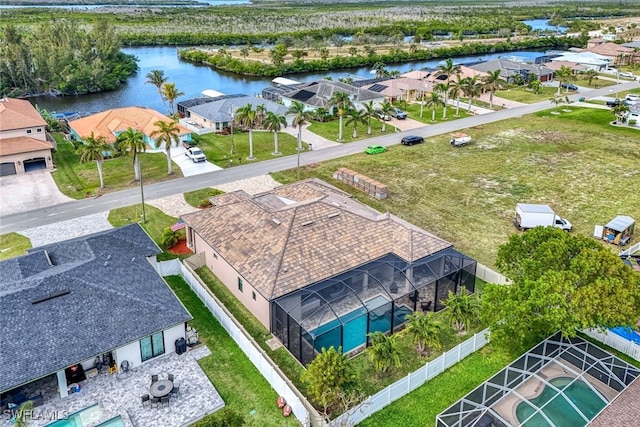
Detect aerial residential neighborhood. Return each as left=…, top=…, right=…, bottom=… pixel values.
left=1, top=2, right=640, bottom=427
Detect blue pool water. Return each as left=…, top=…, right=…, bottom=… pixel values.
left=312, top=303, right=412, bottom=353
left=516, top=377, right=606, bottom=427
left=46, top=404, right=102, bottom=427
left=95, top=416, right=125, bottom=427
left=610, top=326, right=640, bottom=345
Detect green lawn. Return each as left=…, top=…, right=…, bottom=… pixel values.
left=577, top=76, right=615, bottom=89
left=196, top=131, right=299, bottom=168
left=165, top=276, right=299, bottom=427
left=108, top=204, right=176, bottom=244
left=404, top=102, right=472, bottom=124
left=52, top=135, right=183, bottom=199
left=183, top=188, right=224, bottom=208
left=272, top=107, right=640, bottom=267
left=308, top=118, right=396, bottom=143
left=495, top=85, right=558, bottom=103
left=0, top=233, right=32, bottom=261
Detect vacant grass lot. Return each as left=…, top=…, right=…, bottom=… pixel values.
left=308, top=118, right=396, bottom=143
left=166, top=276, right=299, bottom=427
left=197, top=131, right=299, bottom=167
left=0, top=233, right=32, bottom=261
left=273, top=107, right=640, bottom=267
left=404, top=102, right=472, bottom=124
left=495, top=85, right=558, bottom=103
left=52, top=135, right=182, bottom=199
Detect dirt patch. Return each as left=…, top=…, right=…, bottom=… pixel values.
left=529, top=130, right=568, bottom=143
left=168, top=239, right=192, bottom=255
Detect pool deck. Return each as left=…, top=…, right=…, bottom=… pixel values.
left=491, top=357, right=618, bottom=426
left=1, top=346, right=224, bottom=427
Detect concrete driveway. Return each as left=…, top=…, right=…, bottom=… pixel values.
left=0, top=170, right=74, bottom=217
left=167, top=145, right=222, bottom=177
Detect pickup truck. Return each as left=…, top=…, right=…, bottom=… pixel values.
left=185, top=147, right=206, bottom=163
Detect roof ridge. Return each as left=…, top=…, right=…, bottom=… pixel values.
left=268, top=206, right=298, bottom=299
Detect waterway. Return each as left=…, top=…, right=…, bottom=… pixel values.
left=31, top=46, right=552, bottom=115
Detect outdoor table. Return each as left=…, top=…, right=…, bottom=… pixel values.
left=150, top=379, right=173, bottom=398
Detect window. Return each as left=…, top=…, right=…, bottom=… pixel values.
left=26, top=129, right=32, bottom=134
left=36, top=128, right=42, bottom=133
left=238, top=277, right=243, bottom=292
left=252, top=291, right=256, bottom=300
left=140, top=331, right=165, bottom=362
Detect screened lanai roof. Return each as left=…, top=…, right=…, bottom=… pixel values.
left=274, top=248, right=476, bottom=335
left=437, top=333, right=640, bottom=427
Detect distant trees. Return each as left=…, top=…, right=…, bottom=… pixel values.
left=0, top=20, right=137, bottom=97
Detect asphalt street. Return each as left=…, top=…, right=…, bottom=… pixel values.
left=1, top=80, right=637, bottom=234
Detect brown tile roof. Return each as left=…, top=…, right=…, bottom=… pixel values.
left=588, top=43, right=635, bottom=57
left=68, top=107, right=191, bottom=144
left=0, top=98, right=47, bottom=131
left=183, top=179, right=451, bottom=300
left=588, top=376, right=640, bottom=426
left=0, top=136, right=53, bottom=156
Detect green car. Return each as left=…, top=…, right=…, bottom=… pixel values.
left=364, top=145, right=387, bottom=155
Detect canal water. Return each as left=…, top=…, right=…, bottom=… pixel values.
left=31, top=46, right=550, bottom=115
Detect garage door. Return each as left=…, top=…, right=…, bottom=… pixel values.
left=24, top=158, right=47, bottom=172
left=0, top=162, right=16, bottom=176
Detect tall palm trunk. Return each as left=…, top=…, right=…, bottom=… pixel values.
left=455, top=96, right=461, bottom=117
left=272, top=132, right=280, bottom=155
left=432, top=109, right=436, bottom=122
left=248, top=129, right=255, bottom=160
left=166, top=146, right=173, bottom=175
left=133, top=153, right=140, bottom=181
left=338, top=114, right=344, bottom=141
left=367, top=119, right=372, bottom=135
left=468, top=97, right=473, bottom=112
left=96, top=160, right=105, bottom=189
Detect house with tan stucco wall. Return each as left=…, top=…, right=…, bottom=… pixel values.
left=0, top=97, right=54, bottom=176
left=182, top=179, right=477, bottom=364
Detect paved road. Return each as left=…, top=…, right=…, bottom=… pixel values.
left=1, top=81, right=637, bottom=234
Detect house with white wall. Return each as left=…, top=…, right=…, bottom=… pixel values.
left=0, top=224, right=192, bottom=400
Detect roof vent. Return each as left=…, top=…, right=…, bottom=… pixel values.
left=104, top=261, right=109, bottom=266
left=301, top=220, right=314, bottom=227
left=131, top=257, right=136, bottom=262
left=331, top=201, right=341, bottom=207
left=272, top=218, right=282, bottom=225
left=31, top=289, right=70, bottom=305
left=327, top=212, right=340, bottom=219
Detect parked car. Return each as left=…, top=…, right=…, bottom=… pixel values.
left=606, top=99, right=633, bottom=107
left=364, top=145, right=387, bottom=155
left=561, top=82, right=578, bottom=91
left=185, top=147, right=206, bottom=162
left=375, top=109, right=391, bottom=121
left=400, top=135, right=424, bottom=146
left=392, top=108, right=407, bottom=119
left=619, top=72, right=636, bottom=79
left=450, top=132, right=472, bottom=147
left=625, top=94, right=640, bottom=102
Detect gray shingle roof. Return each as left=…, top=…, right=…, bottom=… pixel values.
left=0, top=224, right=192, bottom=393
left=188, top=96, right=288, bottom=122
left=468, top=58, right=553, bottom=78
left=282, top=79, right=384, bottom=107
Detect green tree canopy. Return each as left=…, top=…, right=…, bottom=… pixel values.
left=482, top=227, right=640, bottom=353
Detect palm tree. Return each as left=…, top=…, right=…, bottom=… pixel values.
left=76, top=132, right=110, bottom=189
left=263, top=111, right=287, bottom=155
left=435, top=81, right=451, bottom=119
left=481, top=70, right=507, bottom=109
left=549, top=96, right=569, bottom=111
left=554, top=65, right=574, bottom=95
left=380, top=101, right=394, bottom=132
left=256, top=104, right=268, bottom=128
left=313, top=107, right=330, bottom=122
left=150, top=119, right=181, bottom=175
left=367, top=331, right=402, bottom=374
left=287, top=101, right=312, bottom=180
left=529, top=79, right=541, bottom=95
left=611, top=103, right=629, bottom=123
left=405, top=311, right=444, bottom=357
left=443, top=287, right=480, bottom=334
left=344, top=107, right=367, bottom=138
left=145, top=69, right=167, bottom=110
left=160, top=82, right=184, bottom=116
left=116, top=127, right=146, bottom=181
left=327, top=91, right=353, bottom=142
left=449, top=74, right=465, bottom=117
left=426, top=92, right=444, bottom=122
left=584, top=69, right=598, bottom=86
left=372, top=61, right=387, bottom=78
left=437, top=58, right=461, bottom=81
left=235, top=103, right=258, bottom=160
left=362, top=101, right=377, bottom=135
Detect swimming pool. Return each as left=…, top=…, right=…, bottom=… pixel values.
left=312, top=299, right=412, bottom=353
left=95, top=416, right=125, bottom=427
left=45, top=404, right=102, bottom=427
left=515, top=377, right=606, bottom=426
left=610, top=326, right=640, bottom=345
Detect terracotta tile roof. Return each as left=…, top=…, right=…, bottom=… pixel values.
left=0, top=136, right=53, bottom=156
left=0, top=98, right=46, bottom=131
left=68, top=107, right=191, bottom=143
left=588, top=43, right=634, bottom=57
left=588, top=376, right=640, bottom=427
left=183, top=179, right=451, bottom=300
left=400, top=70, right=430, bottom=80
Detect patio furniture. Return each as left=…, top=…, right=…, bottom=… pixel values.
left=150, top=397, right=160, bottom=409
left=141, top=394, right=150, bottom=407
left=160, top=396, right=170, bottom=408
left=170, top=385, right=180, bottom=398
left=421, top=301, right=432, bottom=312
left=167, top=374, right=174, bottom=382
left=150, top=379, right=173, bottom=398
left=151, top=374, right=158, bottom=383
left=389, top=283, right=399, bottom=293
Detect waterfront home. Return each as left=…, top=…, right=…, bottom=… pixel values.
left=467, top=58, right=554, bottom=83
left=280, top=79, right=385, bottom=112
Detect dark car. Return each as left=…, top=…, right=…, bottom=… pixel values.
left=401, top=135, right=424, bottom=146
left=606, top=99, right=632, bottom=107
left=561, top=82, right=578, bottom=91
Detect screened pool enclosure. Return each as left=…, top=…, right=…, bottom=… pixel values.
left=272, top=248, right=476, bottom=365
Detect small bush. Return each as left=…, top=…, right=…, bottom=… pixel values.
left=160, top=227, right=179, bottom=249
left=629, top=119, right=637, bottom=125
left=202, top=408, right=245, bottom=427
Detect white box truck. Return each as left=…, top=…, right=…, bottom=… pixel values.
left=514, top=204, right=572, bottom=231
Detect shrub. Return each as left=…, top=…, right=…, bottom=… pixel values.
left=160, top=227, right=179, bottom=249
left=629, top=119, right=637, bottom=125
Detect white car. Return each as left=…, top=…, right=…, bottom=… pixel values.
left=185, top=147, right=206, bottom=163
left=626, top=94, right=639, bottom=101
left=619, top=72, right=635, bottom=79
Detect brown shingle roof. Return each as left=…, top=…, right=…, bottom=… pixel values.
left=183, top=179, right=451, bottom=299
left=68, top=107, right=190, bottom=143
left=0, top=98, right=47, bottom=131
left=0, top=136, right=53, bottom=156
left=588, top=376, right=640, bottom=426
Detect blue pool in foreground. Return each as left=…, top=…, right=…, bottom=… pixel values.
left=45, top=404, right=124, bottom=427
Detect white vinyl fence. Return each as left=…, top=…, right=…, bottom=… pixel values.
left=475, top=263, right=509, bottom=285
left=328, top=329, right=490, bottom=427
left=152, top=257, right=313, bottom=427
left=582, top=328, right=640, bottom=361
